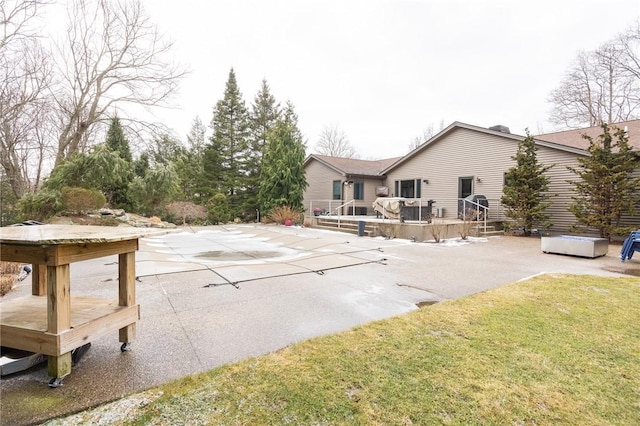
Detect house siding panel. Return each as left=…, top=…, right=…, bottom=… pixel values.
left=386, top=127, right=596, bottom=233
left=536, top=147, right=583, bottom=233
left=385, top=128, right=519, bottom=221
left=303, top=158, right=386, bottom=216
left=302, top=160, right=344, bottom=213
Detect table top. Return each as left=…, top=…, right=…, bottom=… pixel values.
left=0, top=224, right=170, bottom=245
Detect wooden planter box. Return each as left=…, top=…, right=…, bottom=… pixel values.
left=541, top=235, right=608, bottom=258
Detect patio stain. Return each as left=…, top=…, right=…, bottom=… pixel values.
left=195, top=251, right=281, bottom=260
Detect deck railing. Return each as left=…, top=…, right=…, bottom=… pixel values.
left=308, top=198, right=506, bottom=226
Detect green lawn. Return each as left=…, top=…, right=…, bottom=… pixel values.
left=117, top=274, right=639, bottom=425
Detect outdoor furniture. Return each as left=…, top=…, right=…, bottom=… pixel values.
left=0, top=225, right=166, bottom=387
left=620, top=230, right=640, bottom=262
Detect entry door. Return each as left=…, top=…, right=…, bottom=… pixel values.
left=458, top=177, right=473, bottom=216
left=459, top=176, right=473, bottom=198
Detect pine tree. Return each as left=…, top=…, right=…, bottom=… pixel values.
left=500, top=130, right=553, bottom=236
left=250, top=79, right=281, bottom=162
left=102, top=116, right=133, bottom=209
left=205, top=68, right=251, bottom=218
left=245, top=79, right=281, bottom=219
left=258, top=101, right=308, bottom=214
left=105, top=116, right=132, bottom=162
left=179, top=116, right=207, bottom=204
left=568, top=124, right=640, bottom=239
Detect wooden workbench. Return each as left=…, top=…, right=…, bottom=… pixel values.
left=0, top=225, right=167, bottom=386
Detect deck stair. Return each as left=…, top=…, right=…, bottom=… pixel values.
left=313, top=217, right=378, bottom=237
left=475, top=224, right=504, bottom=237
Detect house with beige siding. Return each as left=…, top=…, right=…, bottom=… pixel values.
left=303, top=155, right=400, bottom=215
left=303, top=120, right=640, bottom=234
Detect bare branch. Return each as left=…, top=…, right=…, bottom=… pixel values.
left=52, top=0, right=188, bottom=165
left=0, top=0, right=51, bottom=50
left=0, top=13, right=54, bottom=197
left=314, top=124, right=357, bottom=158
left=549, top=26, right=640, bottom=129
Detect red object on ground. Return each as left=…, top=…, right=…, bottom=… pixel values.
left=284, top=219, right=293, bottom=226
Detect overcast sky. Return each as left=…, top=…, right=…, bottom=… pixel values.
left=140, top=0, right=640, bottom=159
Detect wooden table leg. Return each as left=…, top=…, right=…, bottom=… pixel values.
left=47, top=264, right=72, bottom=380
left=118, top=251, right=136, bottom=347
left=31, top=264, right=46, bottom=296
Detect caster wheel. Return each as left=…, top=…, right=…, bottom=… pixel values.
left=48, top=377, right=64, bottom=388
left=120, top=342, right=131, bottom=352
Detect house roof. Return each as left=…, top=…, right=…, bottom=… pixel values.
left=535, top=119, right=640, bottom=150
left=305, top=154, right=401, bottom=177
left=306, top=120, right=640, bottom=179
left=381, top=121, right=589, bottom=174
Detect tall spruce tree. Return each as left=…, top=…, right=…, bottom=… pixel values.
left=103, top=116, right=133, bottom=209
left=105, top=116, right=132, bottom=162
left=259, top=101, right=308, bottom=214
left=568, top=124, right=640, bottom=239
left=245, top=79, right=281, bottom=218
left=205, top=68, right=251, bottom=218
left=501, top=130, right=553, bottom=236
left=179, top=116, right=207, bottom=204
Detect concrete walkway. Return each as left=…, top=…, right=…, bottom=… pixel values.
left=1, top=224, right=638, bottom=426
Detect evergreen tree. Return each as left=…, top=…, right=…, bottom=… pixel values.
left=147, top=134, right=185, bottom=167
left=178, top=117, right=207, bottom=204
left=568, top=124, right=640, bottom=239
left=105, top=116, right=132, bottom=162
left=205, top=68, right=251, bottom=218
left=44, top=145, right=130, bottom=198
left=103, top=116, right=134, bottom=209
left=207, top=192, right=231, bottom=224
left=501, top=130, right=553, bottom=236
left=245, top=79, right=280, bottom=219
left=186, top=116, right=207, bottom=153
left=258, top=102, right=308, bottom=214
left=133, top=153, right=150, bottom=178
left=202, top=143, right=225, bottom=199
left=128, top=164, right=179, bottom=216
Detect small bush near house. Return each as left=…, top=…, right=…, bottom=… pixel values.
left=61, top=187, right=106, bottom=214
left=429, top=219, right=447, bottom=242
left=0, top=262, right=22, bottom=297
left=267, top=205, right=303, bottom=225
left=458, top=217, right=476, bottom=240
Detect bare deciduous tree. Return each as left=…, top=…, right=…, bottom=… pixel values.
left=0, top=0, right=50, bottom=48
left=615, top=20, right=640, bottom=93
left=549, top=24, right=640, bottom=129
left=408, top=120, right=445, bottom=152
left=0, top=0, right=53, bottom=197
left=1, top=0, right=187, bottom=199
left=314, top=124, right=357, bottom=158
left=52, top=0, right=188, bottom=166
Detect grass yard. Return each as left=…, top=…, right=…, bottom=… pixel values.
left=74, top=274, right=640, bottom=425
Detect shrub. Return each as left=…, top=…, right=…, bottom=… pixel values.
left=164, top=201, right=207, bottom=225
left=458, top=217, right=476, bottom=240
left=207, top=193, right=231, bottom=225
left=429, top=219, right=447, bottom=243
left=0, top=262, right=22, bottom=297
left=268, top=205, right=303, bottom=225
left=61, top=187, right=106, bottom=214
left=17, top=189, right=63, bottom=221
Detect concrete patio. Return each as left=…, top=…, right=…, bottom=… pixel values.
left=1, top=224, right=637, bottom=426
